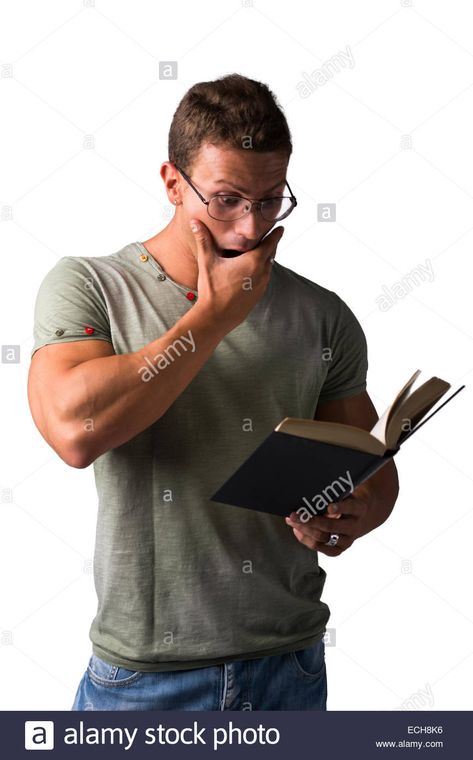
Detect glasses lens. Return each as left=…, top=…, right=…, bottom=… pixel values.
left=208, top=195, right=250, bottom=221
left=261, top=197, right=295, bottom=221
left=208, top=195, right=295, bottom=222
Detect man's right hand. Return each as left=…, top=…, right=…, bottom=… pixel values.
left=190, top=219, right=285, bottom=332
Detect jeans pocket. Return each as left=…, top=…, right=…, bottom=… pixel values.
left=87, top=653, right=145, bottom=688
left=289, top=639, right=326, bottom=679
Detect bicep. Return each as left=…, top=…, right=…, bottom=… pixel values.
left=314, top=390, right=379, bottom=431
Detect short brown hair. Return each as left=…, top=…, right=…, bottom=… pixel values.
left=168, top=73, right=292, bottom=172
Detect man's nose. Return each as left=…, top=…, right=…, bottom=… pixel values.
left=234, top=208, right=266, bottom=239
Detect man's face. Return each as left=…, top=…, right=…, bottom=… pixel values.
left=174, top=142, right=289, bottom=256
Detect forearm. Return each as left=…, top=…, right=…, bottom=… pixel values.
left=60, top=305, right=227, bottom=466
left=354, top=459, right=400, bottom=536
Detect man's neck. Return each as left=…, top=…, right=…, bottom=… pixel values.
left=141, top=219, right=198, bottom=291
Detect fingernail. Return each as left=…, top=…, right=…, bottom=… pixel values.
left=190, top=220, right=199, bottom=232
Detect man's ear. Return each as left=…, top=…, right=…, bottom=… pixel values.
left=160, top=161, right=182, bottom=206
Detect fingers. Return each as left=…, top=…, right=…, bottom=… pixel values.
left=327, top=496, right=367, bottom=518
left=285, top=515, right=330, bottom=537
left=290, top=525, right=346, bottom=555
left=258, top=226, right=284, bottom=269
left=285, top=512, right=352, bottom=536
left=265, top=225, right=284, bottom=256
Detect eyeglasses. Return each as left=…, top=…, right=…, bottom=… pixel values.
left=172, top=163, right=297, bottom=223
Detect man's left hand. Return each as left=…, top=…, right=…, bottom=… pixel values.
left=285, top=493, right=370, bottom=556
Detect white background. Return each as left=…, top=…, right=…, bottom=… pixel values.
left=0, top=0, right=472, bottom=710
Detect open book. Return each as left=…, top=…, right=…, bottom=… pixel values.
left=210, top=371, right=465, bottom=517
left=276, top=370, right=452, bottom=456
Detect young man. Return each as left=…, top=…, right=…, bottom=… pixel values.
left=28, top=73, right=399, bottom=711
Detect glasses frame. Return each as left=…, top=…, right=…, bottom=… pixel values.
left=172, top=162, right=298, bottom=222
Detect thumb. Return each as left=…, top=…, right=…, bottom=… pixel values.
left=189, top=218, right=211, bottom=256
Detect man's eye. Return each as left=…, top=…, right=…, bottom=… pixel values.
left=263, top=197, right=283, bottom=209
left=216, top=195, right=241, bottom=206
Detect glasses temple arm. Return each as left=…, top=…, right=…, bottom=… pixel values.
left=285, top=180, right=297, bottom=203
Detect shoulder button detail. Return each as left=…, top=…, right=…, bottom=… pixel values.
left=55, top=328, right=64, bottom=336
left=139, top=254, right=148, bottom=262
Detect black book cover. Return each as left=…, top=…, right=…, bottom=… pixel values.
left=210, top=385, right=465, bottom=518
left=211, top=432, right=397, bottom=517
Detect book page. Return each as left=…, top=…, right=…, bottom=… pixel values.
left=370, top=370, right=421, bottom=444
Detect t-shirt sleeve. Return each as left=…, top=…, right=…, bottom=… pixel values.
left=30, top=256, right=112, bottom=358
left=317, top=296, right=368, bottom=403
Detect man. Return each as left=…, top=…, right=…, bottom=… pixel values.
left=28, top=73, right=399, bottom=711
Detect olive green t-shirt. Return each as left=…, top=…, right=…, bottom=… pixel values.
left=31, top=241, right=368, bottom=672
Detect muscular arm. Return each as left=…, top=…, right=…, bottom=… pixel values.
left=28, top=305, right=227, bottom=469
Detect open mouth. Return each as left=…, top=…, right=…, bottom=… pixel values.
left=220, top=247, right=250, bottom=257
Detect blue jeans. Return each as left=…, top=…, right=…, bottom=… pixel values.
left=71, top=639, right=327, bottom=711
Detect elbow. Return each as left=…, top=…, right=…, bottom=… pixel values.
left=55, top=427, right=94, bottom=469
left=380, top=458, right=399, bottom=511
left=382, top=459, right=400, bottom=522
left=62, top=450, right=91, bottom=469
left=28, top=390, right=95, bottom=469
left=390, top=459, right=400, bottom=503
